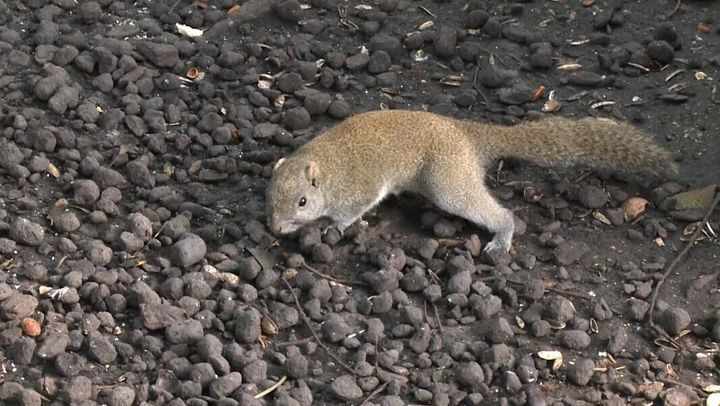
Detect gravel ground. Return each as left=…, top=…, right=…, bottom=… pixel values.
left=0, top=0, right=719, bottom=405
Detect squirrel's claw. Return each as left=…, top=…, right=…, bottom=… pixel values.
left=482, top=239, right=511, bottom=255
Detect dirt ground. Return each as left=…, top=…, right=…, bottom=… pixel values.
left=0, top=0, right=719, bottom=405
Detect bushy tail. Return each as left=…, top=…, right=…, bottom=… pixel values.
left=475, top=116, right=679, bottom=180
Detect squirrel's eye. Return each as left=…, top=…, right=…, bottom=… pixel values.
left=299, top=197, right=307, bottom=207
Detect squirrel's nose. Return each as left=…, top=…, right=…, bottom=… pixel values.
left=269, top=216, right=282, bottom=235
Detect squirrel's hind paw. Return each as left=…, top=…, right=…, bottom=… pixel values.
left=481, top=238, right=513, bottom=266
left=482, top=239, right=510, bottom=254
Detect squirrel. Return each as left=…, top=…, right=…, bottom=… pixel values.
left=265, top=109, right=678, bottom=254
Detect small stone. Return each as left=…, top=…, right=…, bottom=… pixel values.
left=453, top=89, right=477, bottom=107
left=1, top=293, right=39, bottom=320
left=93, top=167, right=128, bottom=189
left=163, top=215, right=191, bottom=239
left=102, top=386, right=136, bottom=406
left=322, top=314, right=352, bottom=343
left=88, top=333, right=118, bottom=364
left=566, top=357, right=594, bottom=386
left=559, top=330, right=592, bottom=349
left=10, top=217, right=45, bottom=246
left=566, top=71, right=609, bottom=87
left=51, top=211, right=81, bottom=233
left=607, top=326, right=629, bottom=354
left=416, top=238, right=439, bottom=260
left=577, top=185, right=608, bottom=208
left=79, top=1, right=102, bottom=23
left=529, top=42, right=553, bottom=69
left=126, top=159, right=155, bottom=188
left=11, top=336, right=36, bottom=365
left=140, top=303, right=186, bottom=330
left=368, top=33, right=402, bottom=58
left=660, top=307, right=691, bottom=336
left=646, top=40, right=674, bottom=64
left=166, top=319, right=204, bottom=344
left=311, top=243, right=334, bottom=263
left=455, top=361, right=485, bottom=391
left=662, top=387, right=698, bottom=406
left=86, top=240, right=112, bottom=266
left=530, top=320, right=551, bottom=337
left=487, top=317, right=515, bottom=344
left=64, top=375, right=92, bottom=402
left=368, top=50, right=392, bottom=74
left=170, top=233, right=207, bottom=267
left=434, top=26, right=457, bottom=58
left=209, top=372, right=243, bottom=398
left=73, top=180, right=100, bottom=206
left=234, top=309, right=261, bottom=344
left=498, top=83, right=533, bottom=105
left=304, top=91, right=332, bottom=115
left=276, top=72, right=304, bottom=93
left=36, top=333, right=70, bottom=359
left=136, top=41, right=179, bottom=68
left=330, top=374, right=364, bottom=401
left=465, top=9, right=489, bottom=29
left=128, top=213, right=153, bottom=241
left=287, top=347, right=309, bottom=378
left=48, top=85, right=80, bottom=115
left=553, top=241, right=590, bottom=266
left=433, top=218, right=456, bottom=237
left=545, top=296, right=576, bottom=322
left=273, top=0, right=302, bottom=22
left=627, top=297, right=650, bottom=321
left=283, top=107, right=311, bottom=130
left=328, top=99, right=351, bottom=118
left=345, top=52, right=370, bottom=71
left=129, top=280, right=161, bottom=306
left=472, top=294, right=502, bottom=319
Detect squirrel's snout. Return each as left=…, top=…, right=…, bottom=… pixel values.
left=269, top=218, right=281, bottom=235
left=269, top=214, right=286, bottom=235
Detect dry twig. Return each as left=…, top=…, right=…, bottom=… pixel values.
left=280, top=278, right=357, bottom=375
left=648, top=186, right=720, bottom=333
left=360, top=382, right=388, bottom=406
left=254, top=376, right=287, bottom=399
left=301, top=262, right=361, bottom=286
left=667, top=0, right=682, bottom=19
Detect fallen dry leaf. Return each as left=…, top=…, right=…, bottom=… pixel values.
left=623, top=197, right=650, bottom=222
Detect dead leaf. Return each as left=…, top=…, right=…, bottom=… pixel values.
left=542, top=99, right=561, bottom=112
left=227, top=4, right=241, bottom=14
left=697, top=22, right=712, bottom=33
left=623, top=197, right=649, bottom=221
left=176, top=23, right=204, bottom=38
left=531, top=85, right=546, bottom=102
left=418, top=21, right=434, bottom=30
left=47, top=163, right=60, bottom=178
left=592, top=210, right=612, bottom=225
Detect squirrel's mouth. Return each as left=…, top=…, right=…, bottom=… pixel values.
left=270, top=220, right=301, bottom=236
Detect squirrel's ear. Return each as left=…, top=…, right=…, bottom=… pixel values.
left=273, top=158, right=286, bottom=171
left=305, top=161, right=319, bottom=185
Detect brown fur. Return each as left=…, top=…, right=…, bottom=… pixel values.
left=266, top=109, right=678, bottom=253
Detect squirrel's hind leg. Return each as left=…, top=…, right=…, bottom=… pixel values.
left=421, top=163, right=515, bottom=253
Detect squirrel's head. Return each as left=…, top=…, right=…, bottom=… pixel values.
left=266, top=157, right=326, bottom=236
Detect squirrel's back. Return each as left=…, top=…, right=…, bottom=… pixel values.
left=296, top=109, right=677, bottom=180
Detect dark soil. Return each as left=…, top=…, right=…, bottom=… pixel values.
left=0, top=0, right=719, bottom=405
